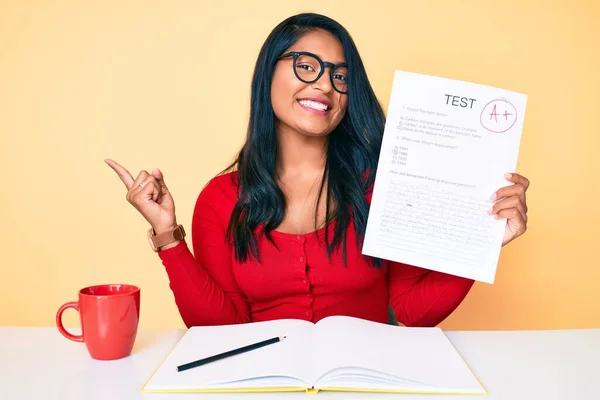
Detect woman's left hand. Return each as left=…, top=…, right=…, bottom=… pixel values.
left=488, top=173, right=531, bottom=247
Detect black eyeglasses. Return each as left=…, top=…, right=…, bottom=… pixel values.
left=277, top=51, right=348, bottom=94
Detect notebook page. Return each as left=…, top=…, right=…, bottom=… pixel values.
left=363, top=70, right=527, bottom=284
left=143, top=319, right=314, bottom=392
left=312, top=316, right=484, bottom=394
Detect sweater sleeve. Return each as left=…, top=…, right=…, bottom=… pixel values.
left=157, top=178, right=250, bottom=327
left=388, top=262, right=475, bottom=327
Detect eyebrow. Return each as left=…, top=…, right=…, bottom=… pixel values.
left=287, top=49, right=346, bottom=64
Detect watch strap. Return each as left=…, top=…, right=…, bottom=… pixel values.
left=148, top=224, right=185, bottom=252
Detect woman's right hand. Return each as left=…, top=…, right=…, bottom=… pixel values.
left=104, top=159, right=177, bottom=235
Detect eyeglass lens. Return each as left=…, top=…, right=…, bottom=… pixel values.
left=294, top=54, right=348, bottom=93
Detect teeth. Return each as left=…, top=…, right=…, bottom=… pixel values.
left=299, top=100, right=328, bottom=111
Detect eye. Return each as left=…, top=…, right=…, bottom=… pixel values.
left=333, top=74, right=347, bottom=81
left=297, top=64, right=316, bottom=72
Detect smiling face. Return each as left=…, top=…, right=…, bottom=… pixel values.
left=271, top=29, right=348, bottom=138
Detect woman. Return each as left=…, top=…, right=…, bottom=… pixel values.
left=105, top=13, right=530, bottom=328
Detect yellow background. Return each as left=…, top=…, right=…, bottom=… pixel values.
left=1, top=0, right=598, bottom=331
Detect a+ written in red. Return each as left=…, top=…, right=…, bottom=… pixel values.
left=488, top=105, right=513, bottom=122
left=480, top=99, right=518, bottom=133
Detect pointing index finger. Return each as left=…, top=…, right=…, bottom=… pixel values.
left=105, top=159, right=135, bottom=189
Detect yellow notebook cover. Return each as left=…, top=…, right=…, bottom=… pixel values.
left=141, top=316, right=486, bottom=395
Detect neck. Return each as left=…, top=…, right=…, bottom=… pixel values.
left=275, top=122, right=328, bottom=179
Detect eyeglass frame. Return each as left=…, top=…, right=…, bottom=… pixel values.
left=276, top=51, right=349, bottom=94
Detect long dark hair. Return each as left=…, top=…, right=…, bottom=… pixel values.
left=222, top=13, right=385, bottom=265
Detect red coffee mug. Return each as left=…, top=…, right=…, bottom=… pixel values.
left=56, top=284, right=140, bottom=360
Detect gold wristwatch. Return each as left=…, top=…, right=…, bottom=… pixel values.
left=147, top=224, right=186, bottom=252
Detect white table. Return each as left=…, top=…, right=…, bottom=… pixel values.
left=0, top=326, right=598, bottom=399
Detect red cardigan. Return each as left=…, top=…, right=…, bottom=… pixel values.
left=158, top=172, right=474, bottom=328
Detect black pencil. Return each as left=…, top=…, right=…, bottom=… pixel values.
left=176, top=335, right=286, bottom=372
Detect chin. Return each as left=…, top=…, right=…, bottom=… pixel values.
left=298, top=122, right=337, bottom=137
left=301, top=129, right=330, bottom=137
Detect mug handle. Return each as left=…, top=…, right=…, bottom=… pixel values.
left=56, top=301, right=84, bottom=342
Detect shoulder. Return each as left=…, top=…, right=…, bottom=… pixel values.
left=203, top=170, right=238, bottom=196
left=194, top=170, right=239, bottom=216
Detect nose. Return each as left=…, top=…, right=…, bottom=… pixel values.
left=311, top=68, right=334, bottom=93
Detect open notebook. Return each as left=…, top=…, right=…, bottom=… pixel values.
left=142, top=315, right=486, bottom=395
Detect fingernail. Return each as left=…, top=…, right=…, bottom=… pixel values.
left=488, top=207, right=494, bottom=215
left=505, top=173, right=512, bottom=180
left=490, top=193, right=497, bottom=201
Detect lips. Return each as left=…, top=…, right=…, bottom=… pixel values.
left=297, top=98, right=332, bottom=112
